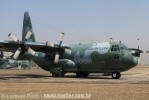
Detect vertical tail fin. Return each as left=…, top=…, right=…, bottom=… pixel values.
left=22, top=12, right=36, bottom=42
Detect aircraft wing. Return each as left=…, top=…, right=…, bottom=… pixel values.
left=0, top=40, right=19, bottom=52
left=0, top=40, right=70, bottom=55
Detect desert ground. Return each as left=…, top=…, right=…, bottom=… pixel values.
left=0, top=65, right=149, bottom=100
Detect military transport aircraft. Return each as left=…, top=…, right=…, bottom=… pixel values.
left=0, top=12, right=148, bottom=79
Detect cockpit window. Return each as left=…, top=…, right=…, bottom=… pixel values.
left=124, top=46, right=128, bottom=50
left=121, top=46, right=128, bottom=50
left=119, top=46, right=128, bottom=51
left=111, top=45, right=120, bottom=51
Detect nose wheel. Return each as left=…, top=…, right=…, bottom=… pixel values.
left=112, top=72, right=121, bottom=79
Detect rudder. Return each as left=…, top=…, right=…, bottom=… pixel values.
left=22, top=12, right=36, bottom=42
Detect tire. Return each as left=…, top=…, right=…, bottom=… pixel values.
left=112, top=72, right=121, bottom=79
left=51, top=67, right=65, bottom=77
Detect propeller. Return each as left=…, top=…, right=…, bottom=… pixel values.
left=137, top=38, right=140, bottom=49
left=54, top=53, right=60, bottom=63
left=46, top=32, right=71, bottom=63
left=143, top=50, right=149, bottom=53
left=59, top=32, right=64, bottom=46
left=27, top=47, right=36, bottom=56
left=137, top=38, right=141, bottom=63
left=129, top=38, right=149, bottom=57
left=9, top=31, right=71, bottom=63
left=8, top=31, right=36, bottom=59
left=13, top=48, right=21, bottom=59
left=24, top=31, right=32, bottom=41
left=54, top=32, right=72, bottom=63
left=8, top=33, right=18, bottom=42
left=54, top=32, right=65, bottom=63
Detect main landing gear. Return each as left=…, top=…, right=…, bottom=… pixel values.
left=51, top=67, right=65, bottom=77
left=112, top=72, right=121, bottom=79
left=52, top=71, right=64, bottom=77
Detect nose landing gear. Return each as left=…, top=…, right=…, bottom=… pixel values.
left=112, top=72, right=121, bottom=79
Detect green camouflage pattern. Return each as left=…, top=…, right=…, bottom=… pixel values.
left=0, top=12, right=138, bottom=75
left=61, top=42, right=138, bottom=73
left=22, top=12, right=36, bottom=42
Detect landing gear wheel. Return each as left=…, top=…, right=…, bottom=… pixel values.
left=112, top=72, right=121, bottom=79
left=51, top=67, right=65, bottom=77
left=76, top=73, right=89, bottom=77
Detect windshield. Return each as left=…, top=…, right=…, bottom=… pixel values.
left=111, top=45, right=120, bottom=51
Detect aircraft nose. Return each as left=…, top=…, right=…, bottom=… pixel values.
left=132, top=57, right=138, bottom=66
left=122, top=53, right=138, bottom=67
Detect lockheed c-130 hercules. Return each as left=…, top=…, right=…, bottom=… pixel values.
left=0, top=12, right=148, bottom=79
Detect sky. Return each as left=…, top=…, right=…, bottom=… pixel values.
left=0, top=0, right=149, bottom=64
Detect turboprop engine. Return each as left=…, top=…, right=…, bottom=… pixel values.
left=59, top=59, right=77, bottom=72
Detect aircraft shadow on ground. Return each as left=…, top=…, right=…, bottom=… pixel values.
left=52, top=75, right=114, bottom=79
left=0, top=77, right=9, bottom=80
left=0, top=74, right=50, bottom=79
left=0, top=74, right=128, bottom=80
left=63, top=75, right=127, bottom=80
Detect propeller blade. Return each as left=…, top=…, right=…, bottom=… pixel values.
left=46, top=41, right=54, bottom=47
left=59, top=32, right=64, bottom=46
left=138, top=57, right=141, bottom=64
left=64, top=48, right=72, bottom=54
left=13, top=48, right=21, bottom=59
left=137, top=38, right=140, bottom=49
left=27, top=47, right=36, bottom=56
left=25, top=31, right=32, bottom=41
left=8, top=33, right=18, bottom=42
left=54, top=53, right=60, bottom=63
left=143, top=50, right=149, bottom=53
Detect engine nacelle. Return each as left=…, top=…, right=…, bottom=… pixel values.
left=129, top=48, right=143, bottom=57
left=59, top=59, right=77, bottom=72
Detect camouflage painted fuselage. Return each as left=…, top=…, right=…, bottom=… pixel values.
left=0, top=12, right=138, bottom=77
left=16, top=12, right=138, bottom=74
left=31, top=41, right=138, bottom=73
